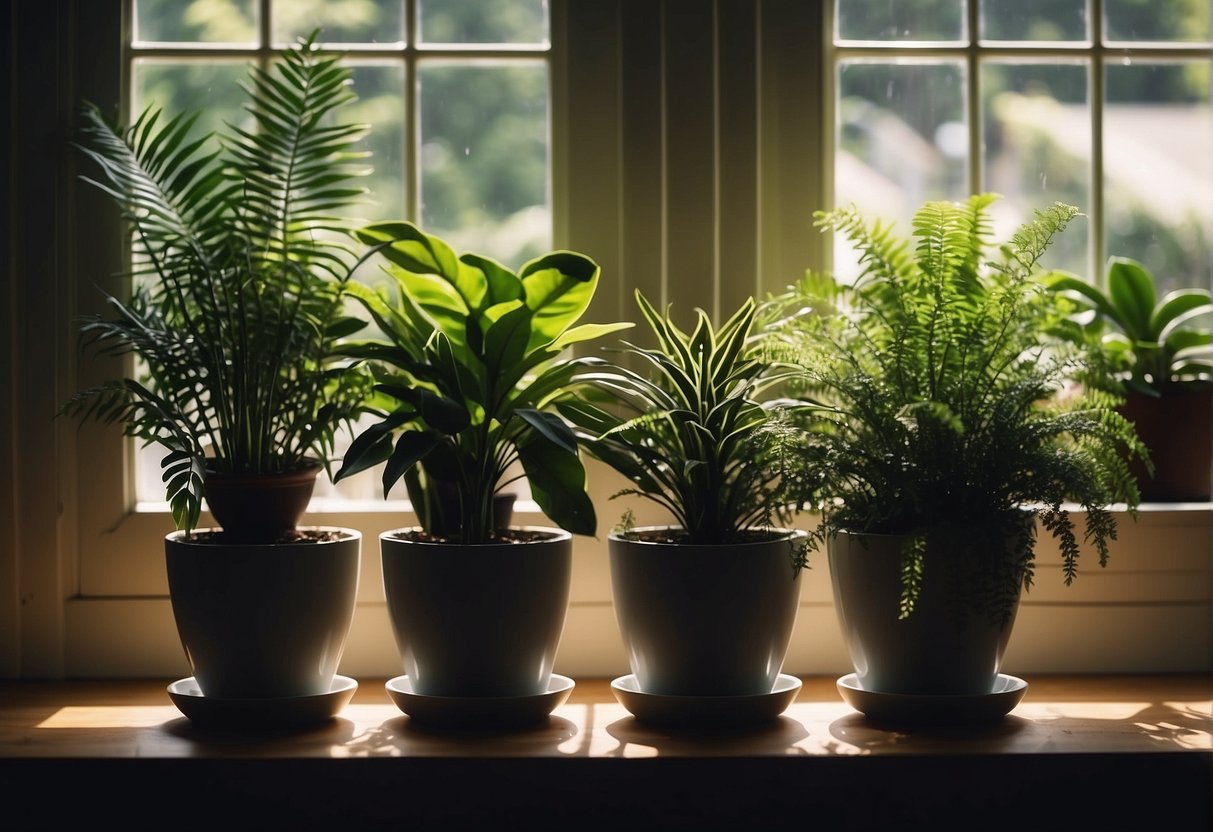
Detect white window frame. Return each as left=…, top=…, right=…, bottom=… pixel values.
left=4, top=0, right=1208, bottom=681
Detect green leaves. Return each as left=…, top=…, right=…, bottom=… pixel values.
left=563, top=289, right=814, bottom=545
left=336, top=220, right=627, bottom=543
left=1046, top=255, right=1213, bottom=393
left=762, top=193, right=1146, bottom=622
left=66, top=33, right=379, bottom=537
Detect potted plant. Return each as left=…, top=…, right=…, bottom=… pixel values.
left=761, top=194, right=1146, bottom=719
left=1045, top=257, right=1213, bottom=502
left=61, top=34, right=383, bottom=710
left=560, top=290, right=814, bottom=717
left=332, top=220, right=630, bottom=715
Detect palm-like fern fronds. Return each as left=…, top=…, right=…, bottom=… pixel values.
left=62, top=32, right=376, bottom=533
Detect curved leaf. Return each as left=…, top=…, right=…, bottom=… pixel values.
left=383, top=430, right=441, bottom=498
left=516, top=433, right=596, bottom=536
left=519, top=251, right=601, bottom=349
left=1106, top=257, right=1156, bottom=340
left=1153, top=289, right=1213, bottom=340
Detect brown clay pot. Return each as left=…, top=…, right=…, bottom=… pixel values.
left=204, top=460, right=322, bottom=543
left=1121, top=389, right=1212, bottom=502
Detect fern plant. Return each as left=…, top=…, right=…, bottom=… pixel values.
left=761, top=193, right=1147, bottom=620
left=62, top=33, right=386, bottom=537
left=560, top=290, right=816, bottom=547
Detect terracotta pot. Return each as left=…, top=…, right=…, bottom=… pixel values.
left=380, top=526, right=571, bottom=697
left=1121, top=389, right=1212, bottom=502
left=608, top=526, right=805, bottom=696
left=203, top=460, right=321, bottom=543
left=828, top=524, right=1030, bottom=696
left=165, top=526, right=361, bottom=699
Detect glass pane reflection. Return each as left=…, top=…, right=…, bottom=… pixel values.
left=835, top=60, right=967, bottom=279
left=981, top=61, right=1090, bottom=277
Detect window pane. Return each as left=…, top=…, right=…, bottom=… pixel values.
left=418, top=61, right=551, bottom=268
left=835, top=60, right=967, bottom=278
left=980, top=0, right=1087, bottom=42
left=1105, top=0, right=1211, bottom=43
left=133, top=59, right=251, bottom=138
left=1105, top=61, right=1212, bottom=295
left=272, top=0, right=405, bottom=45
left=418, top=0, right=550, bottom=46
left=836, top=0, right=964, bottom=42
left=134, top=0, right=258, bottom=44
left=347, top=63, right=407, bottom=221
left=981, top=61, right=1090, bottom=276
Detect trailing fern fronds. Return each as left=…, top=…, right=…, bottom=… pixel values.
left=760, top=194, right=1147, bottom=621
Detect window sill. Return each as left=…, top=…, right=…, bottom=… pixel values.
left=2, top=675, right=1209, bottom=828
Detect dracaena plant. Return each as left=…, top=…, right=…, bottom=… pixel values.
left=332, top=221, right=632, bottom=544
left=1045, top=256, right=1213, bottom=397
left=61, top=33, right=385, bottom=534
left=760, top=193, right=1147, bottom=621
left=559, top=290, right=817, bottom=546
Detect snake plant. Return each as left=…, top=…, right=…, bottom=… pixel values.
left=560, top=290, right=817, bottom=547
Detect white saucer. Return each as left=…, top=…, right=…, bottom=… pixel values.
left=167, top=675, right=358, bottom=727
left=836, top=673, right=1028, bottom=726
left=610, top=673, right=802, bottom=727
left=385, top=674, right=575, bottom=729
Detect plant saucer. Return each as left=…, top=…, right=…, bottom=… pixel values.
left=385, top=674, right=575, bottom=729
left=166, top=675, right=358, bottom=727
left=610, top=673, right=802, bottom=727
left=836, top=672, right=1028, bottom=726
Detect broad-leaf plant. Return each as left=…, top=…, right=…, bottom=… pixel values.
left=559, top=290, right=817, bottom=548
left=63, top=33, right=387, bottom=536
left=761, top=193, right=1147, bottom=622
left=333, top=221, right=632, bottom=545
left=1045, top=256, right=1213, bottom=397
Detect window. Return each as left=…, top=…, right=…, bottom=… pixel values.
left=127, top=0, right=553, bottom=507
left=826, top=0, right=1212, bottom=295
left=6, top=0, right=1207, bottom=680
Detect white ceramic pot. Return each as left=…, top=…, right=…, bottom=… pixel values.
left=608, top=526, right=805, bottom=696
left=164, top=527, right=361, bottom=699
left=828, top=526, right=1029, bottom=696
left=380, top=526, right=572, bottom=697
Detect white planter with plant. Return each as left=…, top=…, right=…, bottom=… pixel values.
left=563, top=291, right=814, bottom=709
left=1046, top=257, right=1213, bottom=502
left=763, top=194, right=1146, bottom=714
left=63, top=34, right=387, bottom=710
left=334, top=221, right=629, bottom=715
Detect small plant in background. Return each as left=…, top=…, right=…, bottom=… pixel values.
left=560, top=290, right=818, bottom=548
left=1045, top=256, right=1213, bottom=397
left=333, top=221, right=632, bottom=544
left=761, top=193, right=1147, bottom=621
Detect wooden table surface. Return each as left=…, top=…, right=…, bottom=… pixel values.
left=2, top=674, right=1210, bottom=830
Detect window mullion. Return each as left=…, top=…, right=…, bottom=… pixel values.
left=405, top=0, right=419, bottom=221
left=966, top=0, right=981, bottom=195
left=1090, top=0, right=1105, bottom=284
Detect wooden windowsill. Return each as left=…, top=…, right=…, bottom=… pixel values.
left=2, top=674, right=1210, bottom=829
